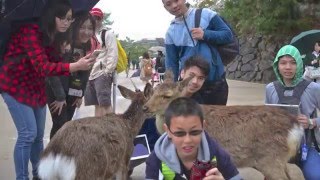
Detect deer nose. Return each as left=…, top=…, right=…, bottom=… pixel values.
left=143, top=106, right=149, bottom=112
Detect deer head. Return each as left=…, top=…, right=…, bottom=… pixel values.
left=118, top=83, right=153, bottom=104
left=143, top=70, right=193, bottom=114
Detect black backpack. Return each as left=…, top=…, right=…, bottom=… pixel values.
left=195, top=8, right=239, bottom=66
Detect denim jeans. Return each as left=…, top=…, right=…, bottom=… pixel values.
left=302, top=147, right=320, bottom=180
left=2, top=93, right=46, bottom=180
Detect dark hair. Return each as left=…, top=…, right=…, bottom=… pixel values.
left=40, top=0, right=72, bottom=42
left=183, top=56, right=210, bottom=77
left=143, top=52, right=150, bottom=59
left=52, top=32, right=72, bottom=54
left=72, top=12, right=96, bottom=51
left=164, top=97, right=204, bottom=128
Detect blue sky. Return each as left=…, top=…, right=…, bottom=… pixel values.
left=95, top=0, right=175, bottom=41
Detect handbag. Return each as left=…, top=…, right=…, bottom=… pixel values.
left=305, top=66, right=320, bottom=79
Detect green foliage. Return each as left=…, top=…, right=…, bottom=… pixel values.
left=102, top=12, right=113, bottom=27
left=119, top=38, right=148, bottom=61
left=195, top=0, right=313, bottom=36
left=221, top=0, right=312, bottom=35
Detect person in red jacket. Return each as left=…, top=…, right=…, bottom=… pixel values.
left=0, top=1, right=95, bottom=179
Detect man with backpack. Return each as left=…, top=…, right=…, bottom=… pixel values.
left=84, top=8, right=118, bottom=117
left=265, top=45, right=320, bottom=179
left=162, top=0, right=234, bottom=105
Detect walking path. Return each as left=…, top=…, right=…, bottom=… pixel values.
left=0, top=70, right=266, bottom=179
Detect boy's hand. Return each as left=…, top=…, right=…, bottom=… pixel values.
left=203, top=167, right=224, bottom=180
left=297, top=114, right=309, bottom=129
left=191, top=28, right=204, bottom=40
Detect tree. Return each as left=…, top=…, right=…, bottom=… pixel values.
left=102, top=12, right=113, bottom=27
left=193, top=0, right=314, bottom=36
left=120, top=37, right=148, bottom=61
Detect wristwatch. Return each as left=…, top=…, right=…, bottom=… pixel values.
left=308, top=118, right=314, bottom=129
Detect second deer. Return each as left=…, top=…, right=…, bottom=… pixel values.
left=38, top=84, right=153, bottom=180
left=143, top=72, right=305, bottom=180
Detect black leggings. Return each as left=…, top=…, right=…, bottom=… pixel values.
left=47, top=95, right=77, bottom=139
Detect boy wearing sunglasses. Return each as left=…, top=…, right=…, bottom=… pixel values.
left=145, top=97, right=241, bottom=180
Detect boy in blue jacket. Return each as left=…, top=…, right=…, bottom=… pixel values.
left=162, top=0, right=232, bottom=105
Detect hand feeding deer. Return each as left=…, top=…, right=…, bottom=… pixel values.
left=38, top=84, right=153, bottom=180
left=143, top=72, right=305, bottom=180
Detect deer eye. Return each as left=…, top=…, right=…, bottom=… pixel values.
left=162, top=95, right=171, bottom=99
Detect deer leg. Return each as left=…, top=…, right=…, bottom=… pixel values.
left=116, top=153, right=131, bottom=180
left=255, top=159, right=289, bottom=180
left=285, top=163, right=305, bottom=180
left=237, top=167, right=264, bottom=180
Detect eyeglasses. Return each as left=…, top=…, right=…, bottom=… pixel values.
left=57, top=16, right=75, bottom=23
left=168, top=128, right=203, bottom=137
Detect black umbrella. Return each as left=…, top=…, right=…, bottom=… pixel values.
left=290, top=30, right=320, bottom=55
left=1, top=0, right=48, bottom=22
left=0, top=0, right=99, bottom=22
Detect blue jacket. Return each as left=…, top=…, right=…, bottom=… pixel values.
left=165, top=8, right=233, bottom=81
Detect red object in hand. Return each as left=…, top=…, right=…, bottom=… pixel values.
left=190, top=159, right=217, bottom=180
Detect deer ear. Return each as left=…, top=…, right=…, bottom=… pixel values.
left=144, top=83, right=153, bottom=99
left=178, top=74, right=194, bottom=91
left=118, top=85, right=135, bottom=100
left=163, top=123, right=169, bottom=134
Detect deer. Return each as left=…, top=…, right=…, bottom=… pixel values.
left=143, top=71, right=305, bottom=180
left=38, top=83, right=153, bottom=180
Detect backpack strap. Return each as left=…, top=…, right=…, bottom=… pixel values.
left=193, top=8, right=220, bottom=71
left=292, top=79, right=311, bottom=101
left=274, top=79, right=311, bottom=105
left=194, top=8, right=202, bottom=28
left=101, top=29, right=107, bottom=48
left=273, top=81, right=286, bottom=103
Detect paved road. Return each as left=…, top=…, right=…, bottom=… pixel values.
left=0, top=71, right=266, bottom=179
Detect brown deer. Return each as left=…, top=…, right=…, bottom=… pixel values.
left=38, top=84, right=153, bottom=180
left=143, top=72, right=305, bottom=180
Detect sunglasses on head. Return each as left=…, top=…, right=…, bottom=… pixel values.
left=168, top=128, right=203, bottom=137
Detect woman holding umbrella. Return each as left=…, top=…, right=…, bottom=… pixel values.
left=0, top=1, right=95, bottom=179
left=303, top=41, right=320, bottom=83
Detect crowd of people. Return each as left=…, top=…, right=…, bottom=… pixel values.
left=0, top=0, right=320, bottom=179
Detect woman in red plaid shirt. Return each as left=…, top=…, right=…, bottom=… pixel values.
left=0, top=1, right=95, bottom=179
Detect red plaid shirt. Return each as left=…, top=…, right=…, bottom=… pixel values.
left=0, top=23, right=70, bottom=107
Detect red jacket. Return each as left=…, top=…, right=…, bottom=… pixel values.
left=0, top=23, right=70, bottom=107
